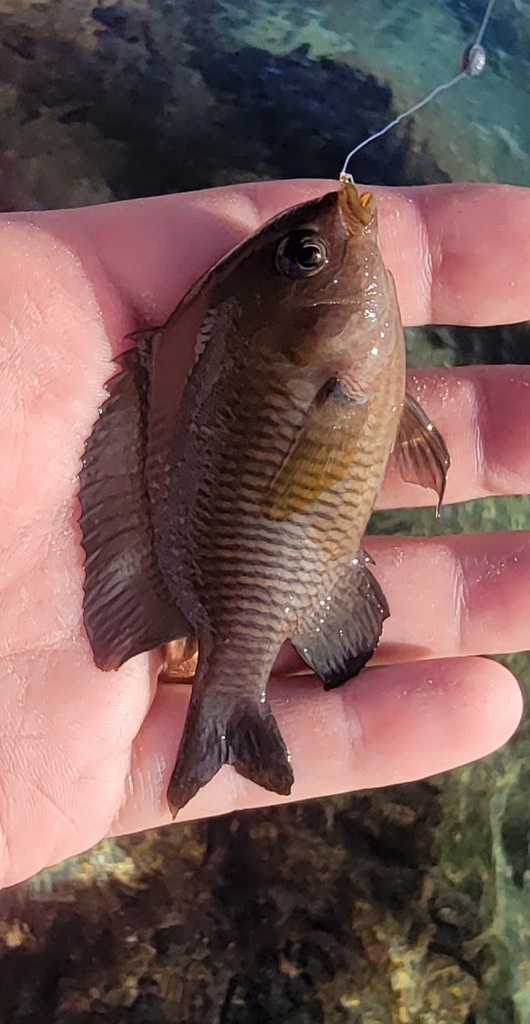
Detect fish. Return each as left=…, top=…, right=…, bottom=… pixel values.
left=78, top=181, right=449, bottom=816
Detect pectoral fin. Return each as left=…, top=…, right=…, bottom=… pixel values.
left=79, top=348, right=191, bottom=670
left=292, top=555, right=389, bottom=689
left=395, top=393, right=450, bottom=514
left=265, top=377, right=368, bottom=521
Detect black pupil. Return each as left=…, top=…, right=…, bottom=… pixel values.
left=298, top=241, right=324, bottom=268
left=277, top=230, right=328, bottom=277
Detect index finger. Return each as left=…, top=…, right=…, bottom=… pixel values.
left=28, top=179, right=530, bottom=329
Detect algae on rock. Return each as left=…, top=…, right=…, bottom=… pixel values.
left=0, top=1, right=528, bottom=1020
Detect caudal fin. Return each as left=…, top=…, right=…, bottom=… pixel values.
left=167, top=693, right=294, bottom=817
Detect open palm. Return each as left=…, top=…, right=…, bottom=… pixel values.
left=0, top=179, right=528, bottom=886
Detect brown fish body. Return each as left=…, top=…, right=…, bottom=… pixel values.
left=79, top=184, right=449, bottom=814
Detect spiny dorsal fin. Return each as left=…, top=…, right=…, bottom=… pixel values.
left=79, top=347, right=191, bottom=670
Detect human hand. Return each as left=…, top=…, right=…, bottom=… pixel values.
left=0, top=180, right=528, bottom=886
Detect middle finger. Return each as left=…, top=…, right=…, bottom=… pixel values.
left=373, top=530, right=530, bottom=664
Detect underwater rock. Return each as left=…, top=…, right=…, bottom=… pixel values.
left=0, top=0, right=448, bottom=211
left=0, top=789, right=480, bottom=1023
left=0, top=0, right=216, bottom=205
left=0, top=3, right=529, bottom=1023
left=188, top=42, right=450, bottom=187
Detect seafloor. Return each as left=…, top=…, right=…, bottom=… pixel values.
left=0, top=1, right=530, bottom=1022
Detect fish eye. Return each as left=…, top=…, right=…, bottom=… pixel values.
left=276, top=230, right=329, bottom=278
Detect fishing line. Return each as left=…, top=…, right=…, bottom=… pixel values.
left=474, top=0, right=498, bottom=46
left=339, top=0, right=500, bottom=181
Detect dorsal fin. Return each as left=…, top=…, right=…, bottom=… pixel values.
left=79, top=346, right=191, bottom=670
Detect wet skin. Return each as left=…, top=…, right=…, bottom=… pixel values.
left=79, top=183, right=448, bottom=813
left=0, top=179, right=529, bottom=884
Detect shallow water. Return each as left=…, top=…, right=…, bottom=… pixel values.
left=0, top=0, right=528, bottom=208
left=210, top=0, right=530, bottom=184
left=0, top=2, right=529, bottom=1022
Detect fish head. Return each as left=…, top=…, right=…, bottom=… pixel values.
left=210, top=182, right=398, bottom=373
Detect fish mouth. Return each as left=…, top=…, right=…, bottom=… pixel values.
left=338, top=181, right=375, bottom=232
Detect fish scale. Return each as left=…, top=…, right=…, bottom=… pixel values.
left=79, top=182, right=449, bottom=814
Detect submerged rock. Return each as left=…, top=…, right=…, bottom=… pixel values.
left=0, top=0, right=448, bottom=211
left=188, top=42, right=449, bottom=187
left=0, top=2, right=528, bottom=1022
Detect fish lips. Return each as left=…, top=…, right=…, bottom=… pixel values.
left=338, top=181, right=376, bottom=232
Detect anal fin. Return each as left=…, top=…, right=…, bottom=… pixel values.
left=292, top=555, right=389, bottom=690
left=79, top=348, right=191, bottom=670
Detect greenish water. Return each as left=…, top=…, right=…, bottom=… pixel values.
left=0, top=1, right=529, bottom=1020
left=213, top=3, right=530, bottom=1019
left=211, top=0, right=530, bottom=184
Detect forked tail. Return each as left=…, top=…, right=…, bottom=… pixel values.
left=167, top=690, right=294, bottom=817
